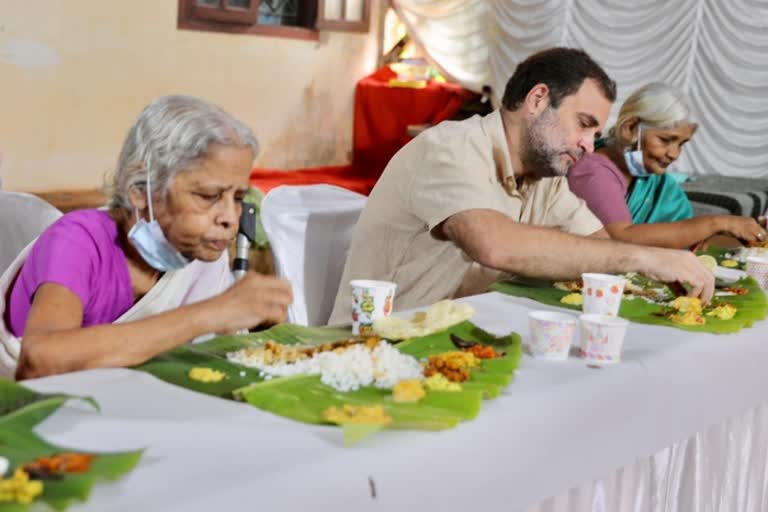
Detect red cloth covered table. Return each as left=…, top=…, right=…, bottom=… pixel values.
left=250, top=66, right=476, bottom=195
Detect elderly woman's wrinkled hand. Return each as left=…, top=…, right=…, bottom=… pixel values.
left=209, top=272, right=293, bottom=332
left=722, top=216, right=768, bottom=246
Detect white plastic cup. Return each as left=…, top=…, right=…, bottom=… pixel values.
left=528, top=311, right=578, bottom=360
left=350, top=280, right=397, bottom=335
left=581, top=273, right=626, bottom=316
left=745, top=256, right=768, bottom=290
left=579, top=314, right=630, bottom=364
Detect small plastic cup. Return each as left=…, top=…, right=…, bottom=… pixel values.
left=350, top=280, right=397, bottom=335
left=528, top=311, right=578, bottom=360
left=581, top=273, right=626, bottom=316
left=745, top=256, right=768, bottom=290
left=579, top=313, right=630, bottom=364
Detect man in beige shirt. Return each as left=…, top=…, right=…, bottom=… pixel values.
left=329, top=48, right=713, bottom=324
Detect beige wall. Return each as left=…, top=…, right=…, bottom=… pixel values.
left=0, top=1, right=382, bottom=192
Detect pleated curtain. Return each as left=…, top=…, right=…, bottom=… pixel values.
left=393, top=0, right=768, bottom=177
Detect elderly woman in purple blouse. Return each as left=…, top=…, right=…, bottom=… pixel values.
left=1, top=96, right=293, bottom=380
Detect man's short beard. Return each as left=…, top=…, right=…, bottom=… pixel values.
left=521, top=108, right=577, bottom=179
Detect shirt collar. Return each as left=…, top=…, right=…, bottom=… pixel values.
left=481, top=110, right=519, bottom=192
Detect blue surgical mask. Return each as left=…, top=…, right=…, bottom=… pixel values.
left=623, top=124, right=651, bottom=178
left=127, top=169, right=190, bottom=272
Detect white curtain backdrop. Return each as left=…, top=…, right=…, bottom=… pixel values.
left=392, top=0, right=768, bottom=178
left=392, top=0, right=491, bottom=91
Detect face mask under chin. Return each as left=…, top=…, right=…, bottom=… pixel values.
left=623, top=124, right=651, bottom=178
left=126, top=172, right=191, bottom=272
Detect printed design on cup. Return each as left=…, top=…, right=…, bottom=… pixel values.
left=746, top=257, right=768, bottom=290
left=581, top=274, right=626, bottom=317
left=528, top=311, right=577, bottom=361
left=350, top=280, right=397, bottom=335
left=384, top=292, right=393, bottom=315
left=578, top=326, right=616, bottom=362
left=353, top=288, right=376, bottom=334
left=578, top=314, right=629, bottom=365
left=535, top=322, right=574, bottom=355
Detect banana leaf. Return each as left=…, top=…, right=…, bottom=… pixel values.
left=234, top=374, right=482, bottom=429
left=700, top=245, right=745, bottom=269
left=136, top=325, right=353, bottom=398
left=136, top=321, right=522, bottom=443
left=0, top=379, right=142, bottom=512
left=491, top=276, right=767, bottom=334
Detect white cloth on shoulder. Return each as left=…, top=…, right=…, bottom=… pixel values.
left=0, top=242, right=234, bottom=379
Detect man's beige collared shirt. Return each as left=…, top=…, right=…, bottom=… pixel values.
left=328, top=110, right=602, bottom=324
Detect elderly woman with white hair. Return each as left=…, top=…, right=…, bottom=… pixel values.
left=568, top=82, right=766, bottom=249
left=1, top=95, right=292, bottom=380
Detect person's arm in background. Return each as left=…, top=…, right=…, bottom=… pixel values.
left=568, top=155, right=767, bottom=248
left=604, top=215, right=767, bottom=249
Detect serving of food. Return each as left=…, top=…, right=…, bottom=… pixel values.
left=372, top=300, right=475, bottom=340
left=493, top=256, right=767, bottom=334
left=704, top=241, right=768, bottom=269
left=556, top=271, right=675, bottom=305
left=136, top=300, right=522, bottom=445
left=0, top=380, right=142, bottom=511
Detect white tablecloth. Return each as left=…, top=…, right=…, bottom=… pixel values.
left=23, top=292, right=768, bottom=511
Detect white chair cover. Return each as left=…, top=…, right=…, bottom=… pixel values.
left=0, top=191, right=62, bottom=276
left=260, top=185, right=367, bottom=326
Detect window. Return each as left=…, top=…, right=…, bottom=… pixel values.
left=178, top=0, right=371, bottom=41
left=316, top=0, right=370, bottom=32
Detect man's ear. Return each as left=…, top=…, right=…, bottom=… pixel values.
left=523, top=83, right=551, bottom=117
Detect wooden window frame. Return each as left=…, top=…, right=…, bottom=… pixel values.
left=192, top=0, right=259, bottom=24
left=178, top=0, right=320, bottom=41
left=316, top=0, right=370, bottom=32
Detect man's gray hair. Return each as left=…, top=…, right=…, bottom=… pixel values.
left=108, top=95, right=259, bottom=209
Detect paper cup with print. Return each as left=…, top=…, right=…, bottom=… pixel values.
left=579, top=314, right=630, bottom=364
left=528, top=311, right=578, bottom=360
left=350, top=280, right=397, bottom=335
left=581, top=273, right=626, bottom=316
left=745, top=257, right=768, bottom=290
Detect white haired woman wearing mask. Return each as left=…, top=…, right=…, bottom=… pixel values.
left=1, top=95, right=293, bottom=380
left=568, top=82, right=766, bottom=249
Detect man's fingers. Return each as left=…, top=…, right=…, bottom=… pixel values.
left=687, top=279, right=704, bottom=301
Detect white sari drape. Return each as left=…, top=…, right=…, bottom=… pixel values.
left=0, top=242, right=233, bottom=379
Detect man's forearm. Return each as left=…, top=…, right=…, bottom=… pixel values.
left=488, top=222, right=638, bottom=279
left=442, top=209, right=713, bottom=301
left=443, top=209, right=639, bottom=280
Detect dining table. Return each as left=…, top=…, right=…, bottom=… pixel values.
left=22, top=290, right=768, bottom=511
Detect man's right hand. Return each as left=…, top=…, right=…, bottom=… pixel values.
left=208, top=272, right=293, bottom=333
left=635, top=247, right=715, bottom=303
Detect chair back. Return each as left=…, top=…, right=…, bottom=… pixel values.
left=0, top=192, right=62, bottom=276
left=260, top=185, right=367, bottom=326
